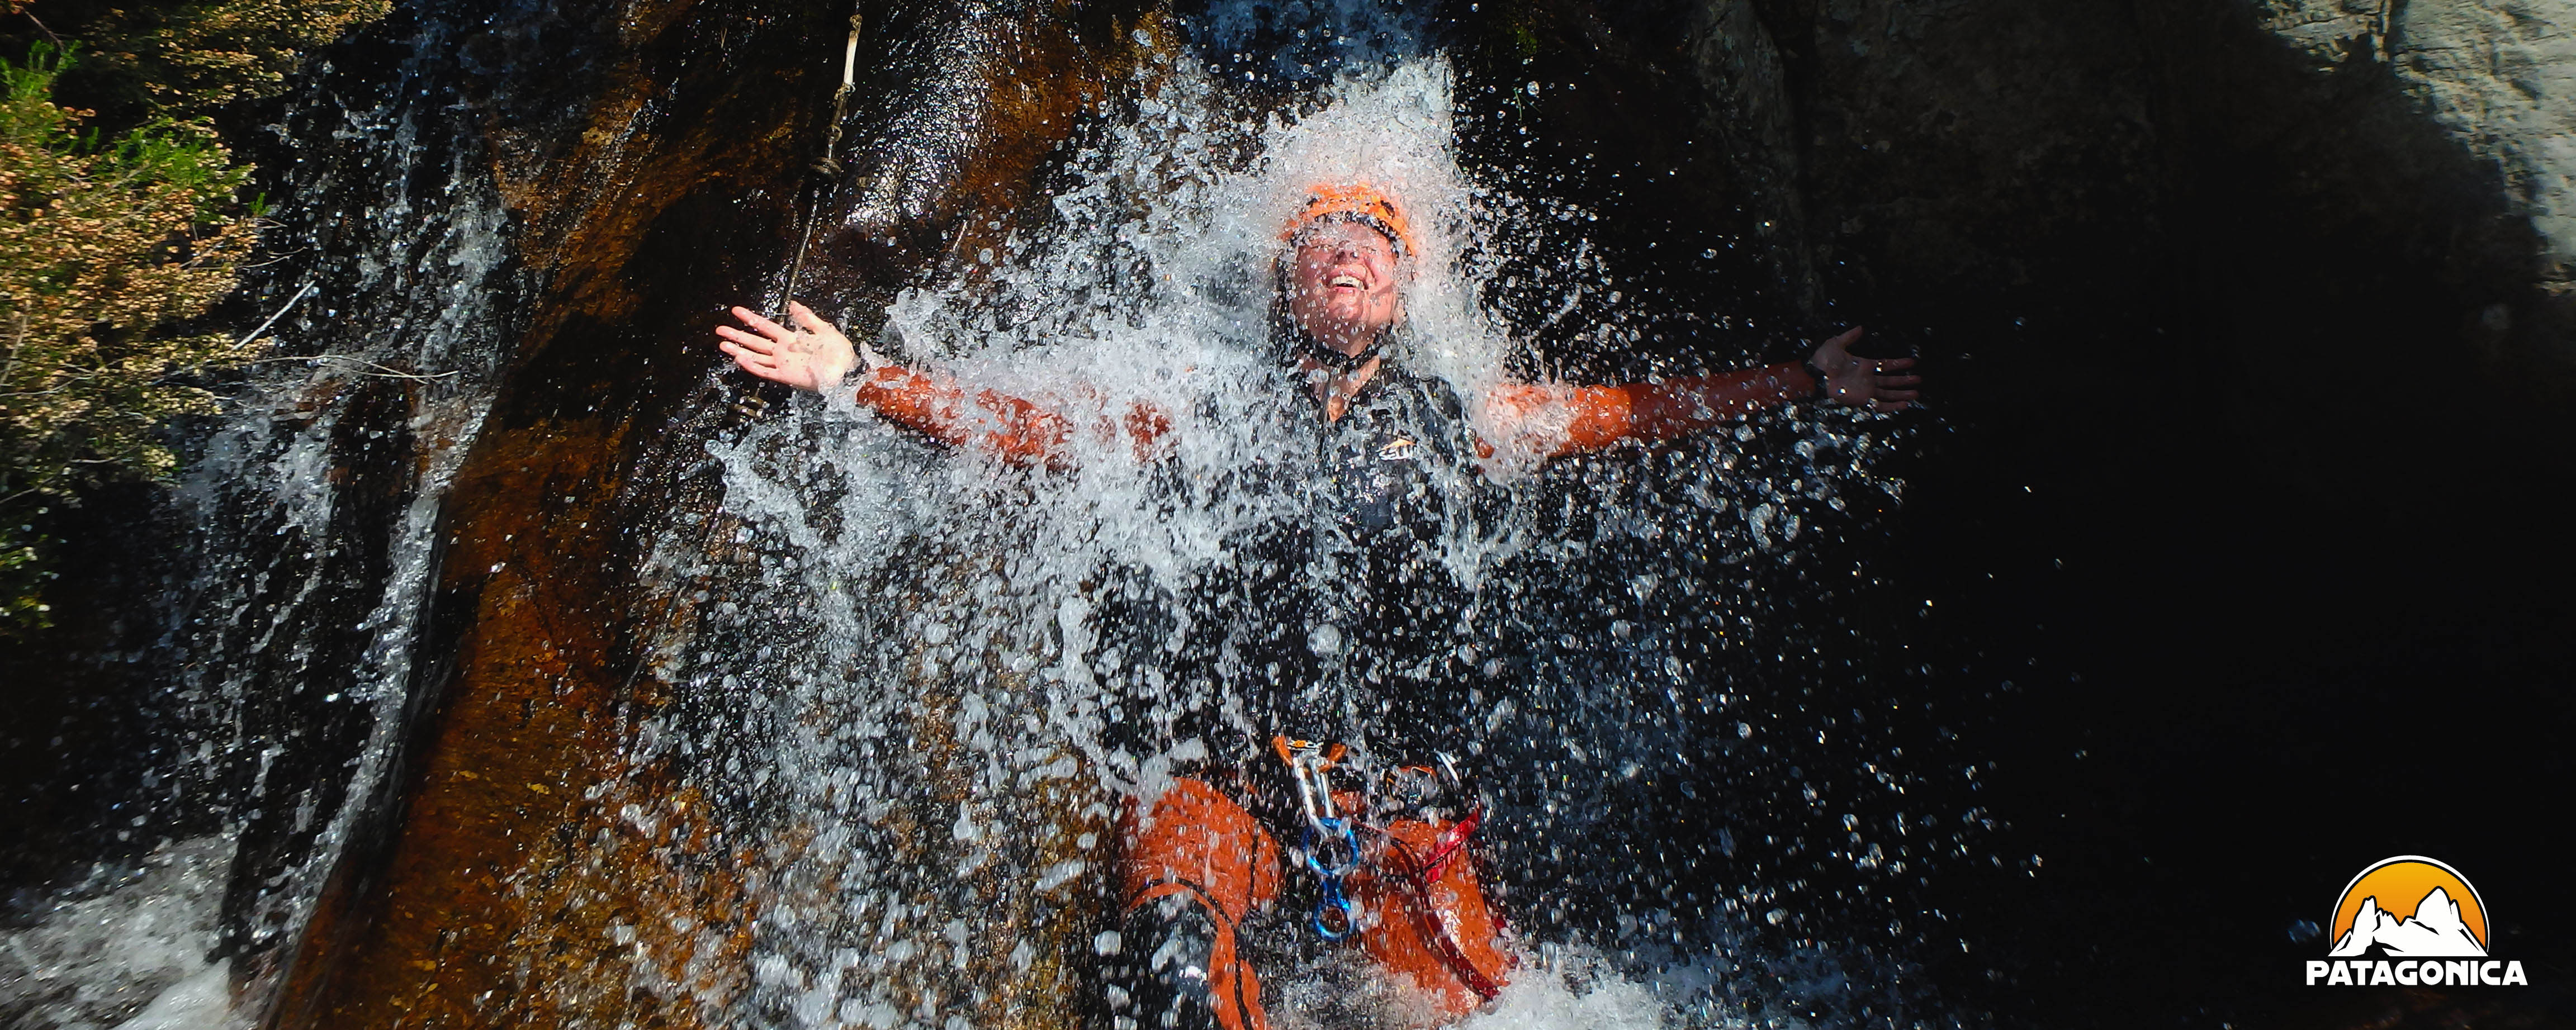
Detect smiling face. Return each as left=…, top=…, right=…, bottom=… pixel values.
left=1285, top=217, right=1405, bottom=354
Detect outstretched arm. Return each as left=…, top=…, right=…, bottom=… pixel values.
left=1483, top=326, right=1919, bottom=461
left=714, top=303, right=1168, bottom=468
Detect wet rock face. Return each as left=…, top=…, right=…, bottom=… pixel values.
left=261, top=1, right=1161, bottom=1028
left=2255, top=0, right=2576, bottom=253
left=256, top=0, right=2575, bottom=1025
left=808, top=0, right=1165, bottom=333
left=2316, top=0, right=2576, bottom=270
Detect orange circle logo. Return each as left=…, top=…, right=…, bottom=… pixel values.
left=2327, top=856, right=2487, bottom=957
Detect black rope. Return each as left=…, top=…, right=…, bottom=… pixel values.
left=617, top=4, right=867, bottom=708
left=779, top=10, right=864, bottom=311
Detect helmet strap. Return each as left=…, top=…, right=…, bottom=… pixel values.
left=1307, top=335, right=1383, bottom=374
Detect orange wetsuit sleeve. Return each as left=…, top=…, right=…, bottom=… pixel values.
left=1485, top=362, right=1816, bottom=460
left=851, top=366, right=1169, bottom=468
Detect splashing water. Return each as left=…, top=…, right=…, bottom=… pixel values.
left=669, top=51, right=1929, bottom=1029
left=0, top=838, right=243, bottom=1030
left=1, top=10, right=1960, bottom=1028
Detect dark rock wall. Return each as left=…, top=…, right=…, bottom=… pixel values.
left=1624, top=1, right=2572, bottom=1025
left=1456, top=0, right=2571, bottom=1024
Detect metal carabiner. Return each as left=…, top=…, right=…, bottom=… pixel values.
left=1276, top=735, right=1366, bottom=941
left=1313, top=875, right=1356, bottom=941
left=1277, top=735, right=1341, bottom=830
left=1303, top=817, right=1361, bottom=879
left=1304, top=817, right=1362, bottom=940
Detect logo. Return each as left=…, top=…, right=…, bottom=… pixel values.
left=2305, top=856, right=2526, bottom=986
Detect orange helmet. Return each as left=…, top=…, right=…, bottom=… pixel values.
left=1281, top=182, right=1420, bottom=258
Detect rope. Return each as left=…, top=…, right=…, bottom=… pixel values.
left=236, top=354, right=460, bottom=381
left=236, top=283, right=316, bottom=348
left=779, top=11, right=865, bottom=311
left=617, top=4, right=866, bottom=706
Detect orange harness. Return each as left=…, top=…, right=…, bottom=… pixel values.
left=1352, top=805, right=1508, bottom=1007
left=1284, top=740, right=1521, bottom=1016
left=1120, top=771, right=1511, bottom=1028
left=1119, top=777, right=1284, bottom=1030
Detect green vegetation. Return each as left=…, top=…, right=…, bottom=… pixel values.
left=0, top=42, right=248, bottom=628
left=11, top=0, right=389, bottom=124
left=0, top=0, right=386, bottom=633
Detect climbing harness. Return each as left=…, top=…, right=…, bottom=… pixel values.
left=1110, top=742, right=1508, bottom=1028
left=1269, top=736, right=1508, bottom=1003
left=1356, top=784, right=1502, bottom=1003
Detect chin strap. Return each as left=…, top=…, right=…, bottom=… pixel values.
left=1306, top=337, right=1382, bottom=374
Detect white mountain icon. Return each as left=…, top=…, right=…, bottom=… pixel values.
left=2328, top=886, right=2487, bottom=957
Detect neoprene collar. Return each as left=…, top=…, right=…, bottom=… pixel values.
left=1306, top=336, right=1382, bottom=374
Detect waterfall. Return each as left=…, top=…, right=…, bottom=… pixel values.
left=0, top=5, right=524, bottom=1027
left=1, top=3, right=1969, bottom=1028
left=685, top=54, right=1928, bottom=1029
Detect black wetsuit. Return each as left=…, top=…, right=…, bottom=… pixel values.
left=1098, top=357, right=1497, bottom=1030
left=1161, top=358, right=1493, bottom=766
left=1294, top=361, right=1490, bottom=752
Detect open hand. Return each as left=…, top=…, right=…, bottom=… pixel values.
left=1809, top=326, right=1920, bottom=412
left=715, top=301, right=881, bottom=393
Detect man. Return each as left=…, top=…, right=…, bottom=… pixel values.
left=716, top=183, right=1919, bottom=1028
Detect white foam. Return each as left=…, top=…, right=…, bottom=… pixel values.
left=108, top=965, right=236, bottom=1030
left=1464, top=950, right=1683, bottom=1030
left=0, top=837, right=241, bottom=1030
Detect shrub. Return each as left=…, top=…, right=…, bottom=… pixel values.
left=8, top=0, right=392, bottom=123
left=0, top=42, right=253, bottom=629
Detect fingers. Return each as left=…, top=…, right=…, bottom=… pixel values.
left=714, top=323, right=782, bottom=356
left=1828, top=325, right=1865, bottom=347
left=730, top=305, right=795, bottom=343
left=1865, top=355, right=1920, bottom=410
left=787, top=300, right=828, bottom=334
left=717, top=338, right=779, bottom=373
